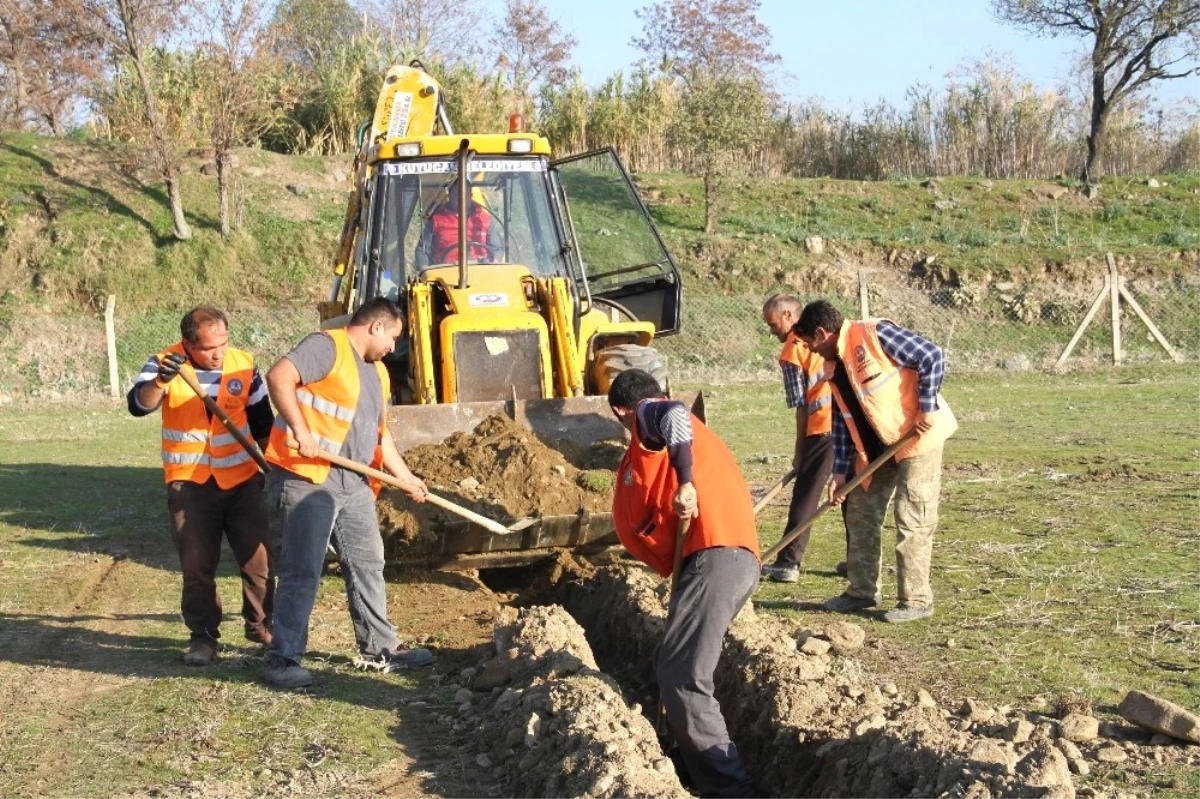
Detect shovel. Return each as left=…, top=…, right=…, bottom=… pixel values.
left=284, top=436, right=529, bottom=536
left=760, top=431, right=919, bottom=565
left=176, top=364, right=271, bottom=474
left=753, top=467, right=797, bottom=516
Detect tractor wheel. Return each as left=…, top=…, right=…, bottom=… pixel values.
left=592, top=344, right=669, bottom=395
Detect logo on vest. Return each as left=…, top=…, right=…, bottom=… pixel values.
left=226, top=378, right=244, bottom=396
left=622, top=467, right=633, bottom=486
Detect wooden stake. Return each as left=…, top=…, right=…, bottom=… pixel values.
left=858, top=269, right=870, bottom=319
left=104, top=294, right=119, bottom=400
left=1117, top=279, right=1183, bottom=363
left=1107, top=254, right=1122, bottom=364
left=1055, top=274, right=1110, bottom=368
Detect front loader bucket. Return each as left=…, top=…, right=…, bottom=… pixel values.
left=385, top=392, right=705, bottom=569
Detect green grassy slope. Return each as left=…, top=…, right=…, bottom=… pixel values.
left=1, top=132, right=1196, bottom=313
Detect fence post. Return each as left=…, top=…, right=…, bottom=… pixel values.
left=105, top=294, right=119, bottom=399
left=1107, top=254, right=1122, bottom=364
left=858, top=269, right=870, bottom=320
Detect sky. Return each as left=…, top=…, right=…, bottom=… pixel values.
left=539, top=0, right=1199, bottom=111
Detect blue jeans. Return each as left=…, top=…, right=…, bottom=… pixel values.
left=266, top=471, right=401, bottom=666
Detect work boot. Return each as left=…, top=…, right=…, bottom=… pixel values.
left=354, top=646, right=435, bottom=673
left=264, top=660, right=312, bottom=689
left=245, top=626, right=273, bottom=647
left=761, top=563, right=799, bottom=583
left=823, top=593, right=879, bottom=613
left=183, top=638, right=218, bottom=666
left=835, top=561, right=848, bottom=578
left=884, top=604, right=934, bottom=623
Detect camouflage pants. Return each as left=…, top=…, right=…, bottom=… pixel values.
left=843, top=446, right=943, bottom=607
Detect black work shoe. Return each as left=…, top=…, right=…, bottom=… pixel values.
left=823, top=592, right=879, bottom=613
left=884, top=604, right=934, bottom=623
left=354, top=646, right=434, bottom=673
left=761, top=563, right=799, bottom=583
left=835, top=561, right=848, bottom=578
left=183, top=638, right=218, bottom=666
left=264, top=662, right=312, bottom=689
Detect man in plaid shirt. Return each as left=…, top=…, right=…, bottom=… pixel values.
left=794, top=300, right=957, bottom=623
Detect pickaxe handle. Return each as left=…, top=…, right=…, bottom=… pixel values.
left=759, top=430, right=919, bottom=564
left=284, top=436, right=511, bottom=536
left=753, top=467, right=797, bottom=516
left=176, top=365, right=271, bottom=474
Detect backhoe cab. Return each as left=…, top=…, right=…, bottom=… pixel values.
left=321, top=64, right=695, bottom=562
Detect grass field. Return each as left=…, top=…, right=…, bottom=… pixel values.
left=0, top=364, right=1197, bottom=796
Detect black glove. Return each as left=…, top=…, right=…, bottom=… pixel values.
left=156, top=352, right=187, bottom=386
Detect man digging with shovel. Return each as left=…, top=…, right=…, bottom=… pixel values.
left=127, top=306, right=275, bottom=665
left=261, top=298, right=433, bottom=690
left=607, top=369, right=759, bottom=798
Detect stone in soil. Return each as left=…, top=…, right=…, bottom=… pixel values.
left=1117, top=690, right=1200, bottom=744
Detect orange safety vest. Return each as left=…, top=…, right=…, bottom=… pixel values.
left=824, top=319, right=957, bottom=484
left=430, top=206, right=491, bottom=263
left=613, top=404, right=759, bottom=578
left=780, top=331, right=833, bottom=436
left=158, top=344, right=259, bottom=489
left=265, top=328, right=391, bottom=495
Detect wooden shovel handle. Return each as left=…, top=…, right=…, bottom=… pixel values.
left=753, top=467, right=798, bottom=516
left=176, top=365, right=271, bottom=474
left=759, top=430, right=919, bottom=565
left=284, top=436, right=511, bottom=536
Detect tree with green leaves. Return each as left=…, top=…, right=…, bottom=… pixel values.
left=632, top=0, right=778, bottom=232
left=992, top=0, right=1200, bottom=182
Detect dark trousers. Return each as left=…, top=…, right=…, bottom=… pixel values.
left=167, top=474, right=273, bottom=642
left=658, top=546, right=759, bottom=798
left=773, top=433, right=835, bottom=568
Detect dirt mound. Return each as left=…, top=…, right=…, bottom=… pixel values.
left=558, top=565, right=1086, bottom=798
left=447, top=605, right=684, bottom=798
left=377, top=415, right=619, bottom=544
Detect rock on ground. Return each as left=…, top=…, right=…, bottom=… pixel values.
left=1118, top=690, right=1200, bottom=744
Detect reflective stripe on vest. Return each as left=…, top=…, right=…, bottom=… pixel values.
left=825, top=319, right=957, bottom=485
left=612, top=404, right=759, bottom=578
left=158, top=344, right=260, bottom=489
left=265, top=328, right=391, bottom=494
left=779, top=332, right=833, bottom=436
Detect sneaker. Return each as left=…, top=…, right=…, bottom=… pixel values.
left=183, top=638, right=218, bottom=666
left=835, top=561, right=848, bottom=578
left=884, top=604, right=934, bottom=623
left=354, top=646, right=435, bottom=673
left=823, top=593, right=879, bottom=613
left=761, top=563, right=799, bottom=583
left=264, top=661, right=312, bottom=689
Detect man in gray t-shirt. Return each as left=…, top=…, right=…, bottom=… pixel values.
left=262, top=298, right=433, bottom=690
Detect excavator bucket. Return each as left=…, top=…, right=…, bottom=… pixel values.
left=386, top=391, right=706, bottom=568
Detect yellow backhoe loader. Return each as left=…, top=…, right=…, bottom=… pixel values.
left=321, top=63, right=699, bottom=566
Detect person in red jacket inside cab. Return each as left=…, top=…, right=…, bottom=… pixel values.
left=607, top=368, right=760, bottom=798
left=414, top=182, right=503, bottom=267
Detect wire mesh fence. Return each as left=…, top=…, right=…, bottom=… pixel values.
left=0, top=269, right=1195, bottom=400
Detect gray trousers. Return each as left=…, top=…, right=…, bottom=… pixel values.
left=658, top=546, right=759, bottom=798
left=266, top=471, right=401, bottom=666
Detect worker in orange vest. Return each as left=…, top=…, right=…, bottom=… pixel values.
left=262, top=298, right=432, bottom=689
left=608, top=369, right=759, bottom=798
left=414, top=182, right=502, bottom=267
left=760, top=293, right=847, bottom=583
left=794, top=300, right=957, bottom=623
left=127, top=306, right=275, bottom=665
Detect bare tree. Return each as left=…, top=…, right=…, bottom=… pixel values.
left=632, top=0, right=778, bottom=232
left=1, top=0, right=100, bottom=134
left=73, top=0, right=194, bottom=239
left=490, top=0, right=577, bottom=118
left=197, top=0, right=291, bottom=237
left=993, top=0, right=1200, bottom=182
left=365, top=0, right=487, bottom=64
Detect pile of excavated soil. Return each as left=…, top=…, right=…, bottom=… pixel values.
left=558, top=566, right=1089, bottom=799
left=377, top=415, right=619, bottom=544
left=443, top=605, right=684, bottom=798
